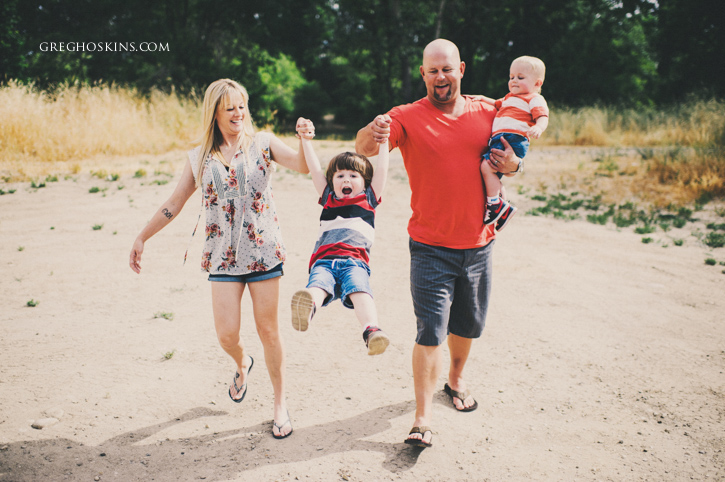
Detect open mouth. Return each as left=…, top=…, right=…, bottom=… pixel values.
left=342, top=187, right=353, bottom=195
left=433, top=84, right=452, bottom=100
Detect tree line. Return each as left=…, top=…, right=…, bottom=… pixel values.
left=1, top=0, right=723, bottom=129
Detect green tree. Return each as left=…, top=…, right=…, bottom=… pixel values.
left=655, top=0, right=725, bottom=100
left=0, top=0, right=27, bottom=81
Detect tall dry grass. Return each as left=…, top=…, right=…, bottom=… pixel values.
left=1, top=82, right=723, bottom=203
left=543, top=99, right=725, bottom=148
left=0, top=81, right=201, bottom=178
left=541, top=100, right=725, bottom=203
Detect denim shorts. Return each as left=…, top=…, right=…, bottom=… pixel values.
left=482, top=132, right=529, bottom=161
left=307, top=258, right=372, bottom=309
left=409, top=238, right=493, bottom=346
left=208, top=263, right=284, bottom=283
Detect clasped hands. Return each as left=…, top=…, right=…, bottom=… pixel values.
left=296, top=117, right=315, bottom=140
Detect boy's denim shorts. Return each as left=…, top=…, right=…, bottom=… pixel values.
left=307, top=258, right=372, bottom=309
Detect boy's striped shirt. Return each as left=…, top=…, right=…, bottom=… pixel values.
left=309, top=185, right=380, bottom=269
left=492, top=92, right=549, bottom=139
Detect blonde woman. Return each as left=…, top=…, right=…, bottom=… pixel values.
left=129, top=79, right=314, bottom=439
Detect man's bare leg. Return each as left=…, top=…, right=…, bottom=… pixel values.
left=407, top=342, right=443, bottom=444
left=447, top=333, right=477, bottom=410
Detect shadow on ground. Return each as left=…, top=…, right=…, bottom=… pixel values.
left=0, top=401, right=424, bottom=481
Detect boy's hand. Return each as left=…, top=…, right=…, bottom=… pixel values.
left=528, top=125, right=543, bottom=139
left=371, top=114, right=391, bottom=143
left=295, top=117, right=315, bottom=140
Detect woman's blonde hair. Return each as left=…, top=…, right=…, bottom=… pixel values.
left=194, top=79, right=256, bottom=188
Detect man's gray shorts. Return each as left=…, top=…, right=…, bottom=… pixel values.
left=409, top=238, right=494, bottom=346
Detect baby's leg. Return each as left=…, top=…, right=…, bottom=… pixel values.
left=480, top=161, right=502, bottom=199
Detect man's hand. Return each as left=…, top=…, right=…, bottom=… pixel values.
left=371, top=114, right=391, bottom=144
left=487, top=137, right=519, bottom=174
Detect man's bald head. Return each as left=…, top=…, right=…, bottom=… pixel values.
left=422, top=39, right=461, bottom=65
left=420, top=39, right=465, bottom=106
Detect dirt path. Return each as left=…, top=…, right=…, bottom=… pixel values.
left=1, top=145, right=723, bottom=481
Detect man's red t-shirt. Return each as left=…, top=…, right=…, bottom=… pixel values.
left=387, top=96, right=497, bottom=249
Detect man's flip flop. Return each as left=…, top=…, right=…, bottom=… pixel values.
left=272, top=410, right=293, bottom=439
left=444, top=383, right=478, bottom=412
left=229, top=356, right=254, bottom=403
left=404, top=426, right=433, bottom=448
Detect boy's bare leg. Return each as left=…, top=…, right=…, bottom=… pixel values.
left=291, top=287, right=327, bottom=331
left=348, top=292, right=378, bottom=329
left=349, top=292, right=389, bottom=355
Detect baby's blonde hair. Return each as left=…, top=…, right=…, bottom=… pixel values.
left=512, top=56, right=546, bottom=93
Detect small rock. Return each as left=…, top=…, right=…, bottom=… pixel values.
left=94, top=477, right=100, bottom=481
left=31, top=418, right=59, bottom=429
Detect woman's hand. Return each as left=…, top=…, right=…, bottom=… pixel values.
left=129, top=238, right=144, bottom=274
left=295, top=117, right=315, bottom=140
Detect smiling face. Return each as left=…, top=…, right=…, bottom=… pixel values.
left=332, top=169, right=366, bottom=199
left=214, top=90, right=246, bottom=140
left=420, top=40, right=465, bottom=105
left=508, top=60, right=543, bottom=96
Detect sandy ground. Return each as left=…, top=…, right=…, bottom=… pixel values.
left=0, top=143, right=724, bottom=481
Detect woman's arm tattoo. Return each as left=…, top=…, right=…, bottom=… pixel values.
left=162, top=208, right=173, bottom=219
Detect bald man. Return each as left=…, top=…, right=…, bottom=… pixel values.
left=356, top=39, right=520, bottom=447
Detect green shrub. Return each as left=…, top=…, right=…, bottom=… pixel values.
left=704, top=232, right=725, bottom=248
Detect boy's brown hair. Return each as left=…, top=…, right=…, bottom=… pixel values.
left=325, top=152, right=374, bottom=189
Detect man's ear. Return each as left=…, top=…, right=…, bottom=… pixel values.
left=460, top=61, right=466, bottom=77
